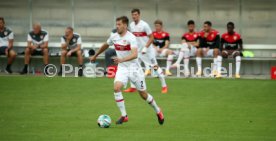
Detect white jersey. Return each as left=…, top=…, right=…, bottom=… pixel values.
left=0, top=27, right=14, bottom=47
left=129, top=20, right=152, bottom=52
left=107, top=31, right=139, bottom=68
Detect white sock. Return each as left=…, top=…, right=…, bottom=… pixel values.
left=217, top=56, right=222, bottom=74
left=155, top=67, right=167, bottom=87
left=175, top=43, right=188, bottom=64
left=236, top=56, right=241, bottom=75
left=166, top=55, right=174, bottom=71
left=114, top=92, right=127, bottom=116
left=146, top=94, right=160, bottom=113
left=196, top=57, right=202, bottom=72
left=183, top=51, right=190, bottom=73
left=213, top=58, right=217, bottom=72
left=130, top=82, right=136, bottom=89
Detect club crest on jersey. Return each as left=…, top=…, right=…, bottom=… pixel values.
left=40, top=35, right=44, bottom=39
left=194, top=34, right=197, bottom=38
left=4, top=31, right=8, bottom=36
left=73, top=38, right=76, bottom=42
left=162, top=33, right=166, bottom=37
left=233, top=36, right=237, bottom=40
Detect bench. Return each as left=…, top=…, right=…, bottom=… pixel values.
left=1, top=42, right=276, bottom=76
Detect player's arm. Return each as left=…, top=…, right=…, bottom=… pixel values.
left=114, top=47, right=138, bottom=64
left=70, top=37, right=82, bottom=53
left=145, top=34, right=154, bottom=48
left=70, top=44, right=81, bottom=53
left=161, top=35, right=170, bottom=49
left=7, top=32, right=14, bottom=49
left=199, top=37, right=205, bottom=48
left=27, top=34, right=37, bottom=49
left=90, top=43, right=109, bottom=62
left=8, top=39, right=13, bottom=50
left=238, top=39, right=243, bottom=51
left=214, top=35, right=220, bottom=49
left=144, top=23, right=154, bottom=48
left=220, top=37, right=225, bottom=51
left=190, top=40, right=199, bottom=47
left=40, top=34, right=49, bottom=49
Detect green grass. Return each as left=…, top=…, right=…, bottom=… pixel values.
left=0, top=76, right=276, bottom=141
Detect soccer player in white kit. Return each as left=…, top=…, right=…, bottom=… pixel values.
left=124, top=8, right=168, bottom=94
left=90, top=16, right=164, bottom=125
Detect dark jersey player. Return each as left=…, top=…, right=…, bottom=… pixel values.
left=196, top=21, right=221, bottom=77
left=20, top=22, right=49, bottom=75
left=152, top=19, right=174, bottom=76
left=0, top=17, right=16, bottom=74
left=220, top=22, right=243, bottom=78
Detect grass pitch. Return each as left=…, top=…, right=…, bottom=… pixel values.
left=0, top=76, right=275, bottom=141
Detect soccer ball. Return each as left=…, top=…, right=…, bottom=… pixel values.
left=97, top=114, right=112, bottom=128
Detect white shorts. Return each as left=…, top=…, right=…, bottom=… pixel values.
left=189, top=46, right=197, bottom=56
left=202, top=48, right=214, bottom=57
left=114, top=65, right=146, bottom=91
left=155, top=48, right=168, bottom=57
left=181, top=43, right=197, bottom=57
left=139, top=46, right=158, bottom=66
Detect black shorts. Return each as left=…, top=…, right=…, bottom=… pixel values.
left=0, top=46, right=8, bottom=55
left=32, top=49, right=44, bottom=56
left=67, top=49, right=82, bottom=57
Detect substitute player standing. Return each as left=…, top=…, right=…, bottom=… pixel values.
left=90, top=16, right=164, bottom=125
left=124, top=8, right=168, bottom=94
left=172, top=20, right=199, bottom=76
left=219, top=22, right=243, bottom=78
left=0, top=17, right=16, bottom=74
left=152, top=19, right=174, bottom=75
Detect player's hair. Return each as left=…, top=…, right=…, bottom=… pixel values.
left=204, top=21, right=212, bottom=26
left=0, top=17, right=5, bottom=24
left=154, top=19, right=163, bottom=26
left=187, top=20, right=195, bottom=25
left=131, top=8, right=140, bottom=14
left=227, top=22, right=235, bottom=27
left=66, top=26, right=74, bottom=31
left=116, top=16, right=129, bottom=25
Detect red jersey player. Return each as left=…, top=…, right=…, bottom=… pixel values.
left=172, top=20, right=199, bottom=76
left=197, top=21, right=221, bottom=77
left=152, top=19, right=174, bottom=76
left=220, top=22, right=243, bottom=78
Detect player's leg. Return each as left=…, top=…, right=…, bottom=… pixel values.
left=131, top=70, right=164, bottom=125
left=42, top=48, right=49, bottom=75
left=196, top=48, right=203, bottom=76
left=233, top=50, right=241, bottom=78
left=149, top=48, right=168, bottom=93
left=76, top=50, right=83, bottom=77
left=172, top=43, right=189, bottom=68
left=216, top=49, right=223, bottom=78
left=114, top=81, right=128, bottom=124
left=5, top=48, right=16, bottom=74
left=211, top=48, right=219, bottom=77
left=162, top=49, right=174, bottom=75
left=58, top=49, right=68, bottom=75
left=114, top=68, right=129, bottom=124
left=20, top=47, right=33, bottom=74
